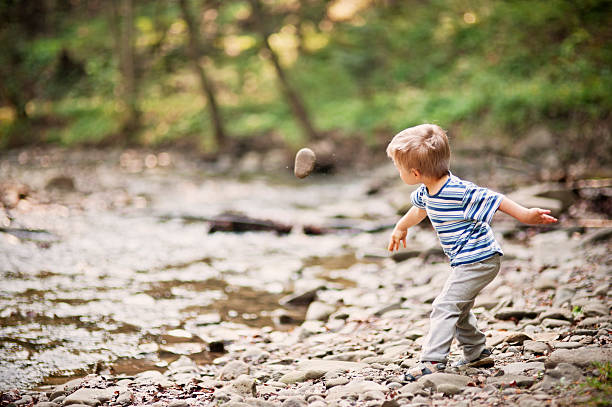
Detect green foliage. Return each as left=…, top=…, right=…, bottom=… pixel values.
left=0, top=0, right=610, bottom=158
left=581, top=362, right=612, bottom=406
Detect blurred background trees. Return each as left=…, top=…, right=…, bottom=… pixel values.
left=0, top=0, right=610, bottom=171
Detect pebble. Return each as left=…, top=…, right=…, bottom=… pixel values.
left=219, top=360, right=250, bottom=381
left=294, top=148, right=316, bottom=178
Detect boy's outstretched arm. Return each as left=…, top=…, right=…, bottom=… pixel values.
left=389, top=206, right=427, bottom=251
left=499, top=196, right=558, bottom=225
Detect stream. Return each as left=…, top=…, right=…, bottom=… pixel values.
left=0, top=149, right=400, bottom=390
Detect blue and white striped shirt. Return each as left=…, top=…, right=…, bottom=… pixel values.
left=411, top=173, right=503, bottom=266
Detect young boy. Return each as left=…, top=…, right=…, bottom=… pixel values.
left=386, top=124, right=557, bottom=381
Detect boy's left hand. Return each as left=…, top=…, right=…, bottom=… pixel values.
left=523, top=208, right=558, bottom=225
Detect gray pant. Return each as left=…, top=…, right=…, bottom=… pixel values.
left=420, top=254, right=501, bottom=363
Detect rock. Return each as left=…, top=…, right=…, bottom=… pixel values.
left=381, top=401, right=401, bottom=407
left=502, top=362, right=545, bottom=375
left=360, top=390, right=385, bottom=401
left=134, top=370, right=174, bottom=387
left=115, top=391, right=133, bottom=406
left=437, top=383, right=462, bottom=395
left=15, top=396, right=33, bottom=406
left=578, top=316, right=612, bottom=327
left=218, top=360, right=250, bottom=381
left=539, top=363, right=585, bottom=390
left=551, top=341, right=583, bottom=349
left=209, top=341, right=225, bottom=353
left=168, top=401, right=190, bottom=407
left=487, top=374, right=536, bottom=388
left=326, top=381, right=387, bottom=400
left=553, top=287, right=575, bottom=307
left=418, top=373, right=474, bottom=390
left=294, top=148, right=316, bottom=178
left=325, top=377, right=349, bottom=388
left=46, top=175, right=75, bottom=191
left=546, top=348, right=612, bottom=368
left=541, top=318, right=571, bottom=328
left=504, top=332, right=533, bottom=345
left=523, top=341, right=549, bottom=355
left=582, top=302, right=609, bottom=317
left=495, top=308, right=540, bottom=320
left=538, top=308, right=573, bottom=322
left=231, top=375, right=257, bottom=397
left=281, top=397, right=308, bottom=407
left=279, top=288, right=320, bottom=307
left=297, top=360, right=368, bottom=372
left=279, top=371, right=308, bottom=385
left=34, top=403, right=59, bottom=407
left=305, top=301, right=335, bottom=321
left=63, top=387, right=122, bottom=406
left=398, top=381, right=424, bottom=395
left=546, top=363, right=584, bottom=382
left=323, top=351, right=376, bottom=362
left=50, top=378, right=85, bottom=400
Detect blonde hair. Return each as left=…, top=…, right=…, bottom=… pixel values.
left=386, top=124, right=450, bottom=178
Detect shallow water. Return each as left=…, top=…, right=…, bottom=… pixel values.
left=0, top=150, right=395, bottom=390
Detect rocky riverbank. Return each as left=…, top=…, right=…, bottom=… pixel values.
left=0, top=148, right=610, bottom=406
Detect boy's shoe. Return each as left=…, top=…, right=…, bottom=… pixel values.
left=404, top=361, right=446, bottom=382
left=451, top=348, right=494, bottom=368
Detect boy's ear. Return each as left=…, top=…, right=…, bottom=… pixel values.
left=411, top=168, right=421, bottom=177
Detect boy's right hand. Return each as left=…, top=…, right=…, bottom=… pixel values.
left=388, top=228, right=407, bottom=251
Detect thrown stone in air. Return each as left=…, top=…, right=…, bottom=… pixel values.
left=294, top=148, right=316, bottom=178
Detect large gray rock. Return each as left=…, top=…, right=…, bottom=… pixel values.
left=218, top=360, right=250, bottom=381
left=417, top=373, right=474, bottom=391
left=539, top=363, right=585, bottom=390
left=546, top=348, right=612, bottom=368
left=63, top=387, right=122, bottom=406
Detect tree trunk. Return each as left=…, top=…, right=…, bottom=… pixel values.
left=248, top=0, right=319, bottom=141
left=111, top=0, right=140, bottom=141
left=179, top=0, right=227, bottom=149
